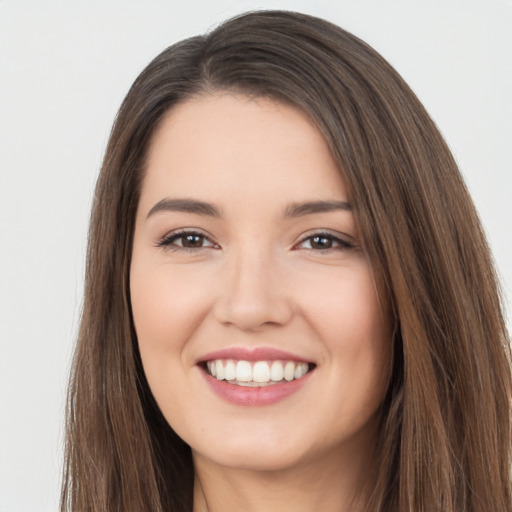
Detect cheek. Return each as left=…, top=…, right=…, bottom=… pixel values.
left=299, top=263, right=389, bottom=346
left=334, top=281, right=391, bottom=388
left=298, top=264, right=392, bottom=404
left=130, top=258, right=212, bottom=349
left=129, top=260, right=210, bottom=423
left=129, top=260, right=207, bottom=416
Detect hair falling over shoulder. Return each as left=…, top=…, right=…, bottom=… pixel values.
left=61, top=10, right=512, bottom=512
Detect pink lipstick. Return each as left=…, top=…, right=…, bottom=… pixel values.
left=197, top=347, right=315, bottom=406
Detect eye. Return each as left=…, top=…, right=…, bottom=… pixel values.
left=157, top=230, right=217, bottom=250
left=297, top=232, right=354, bottom=251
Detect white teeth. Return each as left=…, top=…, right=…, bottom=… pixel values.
left=253, top=361, right=270, bottom=383
left=235, top=361, right=252, bottom=382
left=270, top=360, right=284, bottom=381
left=216, top=361, right=225, bottom=380
left=207, top=360, right=217, bottom=377
left=294, top=362, right=308, bottom=379
left=206, top=359, right=311, bottom=385
left=284, top=361, right=295, bottom=381
left=224, top=360, right=236, bottom=381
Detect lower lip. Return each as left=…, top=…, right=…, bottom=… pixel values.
left=201, top=369, right=312, bottom=406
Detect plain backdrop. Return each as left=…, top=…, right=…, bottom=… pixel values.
left=1, top=1, right=511, bottom=510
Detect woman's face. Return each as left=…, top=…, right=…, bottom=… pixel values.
left=130, top=93, right=391, bottom=472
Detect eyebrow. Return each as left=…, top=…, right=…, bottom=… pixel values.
left=147, top=198, right=222, bottom=218
left=283, top=200, right=352, bottom=218
left=146, top=198, right=352, bottom=219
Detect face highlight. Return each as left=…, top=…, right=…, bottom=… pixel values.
left=130, top=93, right=391, bottom=473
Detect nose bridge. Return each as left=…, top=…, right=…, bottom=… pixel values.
left=215, top=240, right=292, bottom=330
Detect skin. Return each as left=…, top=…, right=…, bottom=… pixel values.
left=130, top=93, right=392, bottom=512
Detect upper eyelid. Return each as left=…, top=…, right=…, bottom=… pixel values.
left=294, top=230, right=359, bottom=254
left=163, top=227, right=212, bottom=238
left=156, top=228, right=354, bottom=248
left=156, top=228, right=217, bottom=247
left=296, top=229, right=354, bottom=244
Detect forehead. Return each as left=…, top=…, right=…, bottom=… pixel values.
left=140, top=93, right=348, bottom=214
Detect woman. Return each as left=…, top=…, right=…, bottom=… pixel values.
left=61, top=10, right=512, bottom=512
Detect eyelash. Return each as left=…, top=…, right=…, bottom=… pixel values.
left=156, top=230, right=354, bottom=252
left=156, top=229, right=216, bottom=251
left=296, top=232, right=354, bottom=251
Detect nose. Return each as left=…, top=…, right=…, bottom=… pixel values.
left=213, top=248, right=294, bottom=332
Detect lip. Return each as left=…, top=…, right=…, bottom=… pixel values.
left=196, top=346, right=315, bottom=406
left=201, top=369, right=313, bottom=406
left=196, top=346, right=312, bottom=364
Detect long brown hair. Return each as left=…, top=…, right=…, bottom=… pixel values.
left=61, top=10, right=512, bottom=512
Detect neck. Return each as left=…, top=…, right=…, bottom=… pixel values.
left=192, top=443, right=377, bottom=512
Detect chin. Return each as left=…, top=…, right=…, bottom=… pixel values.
left=192, top=441, right=310, bottom=473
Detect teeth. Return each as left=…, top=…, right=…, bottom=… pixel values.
left=206, top=359, right=311, bottom=385
left=253, top=361, right=270, bottom=383
left=236, top=361, right=252, bottom=382
left=216, top=361, right=225, bottom=380
left=270, top=360, right=284, bottom=382
left=284, top=361, right=295, bottom=381
left=225, top=360, right=236, bottom=381
left=294, top=362, right=308, bottom=379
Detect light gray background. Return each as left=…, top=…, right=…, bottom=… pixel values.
left=1, top=1, right=511, bottom=510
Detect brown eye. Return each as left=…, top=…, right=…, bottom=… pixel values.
left=181, top=234, right=205, bottom=248
left=298, top=232, right=353, bottom=251
left=157, top=230, right=216, bottom=250
left=310, top=235, right=333, bottom=249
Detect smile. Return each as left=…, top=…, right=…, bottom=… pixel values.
left=198, top=348, right=316, bottom=406
left=206, top=359, right=311, bottom=386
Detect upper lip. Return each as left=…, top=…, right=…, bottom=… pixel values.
left=196, top=347, right=314, bottom=364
